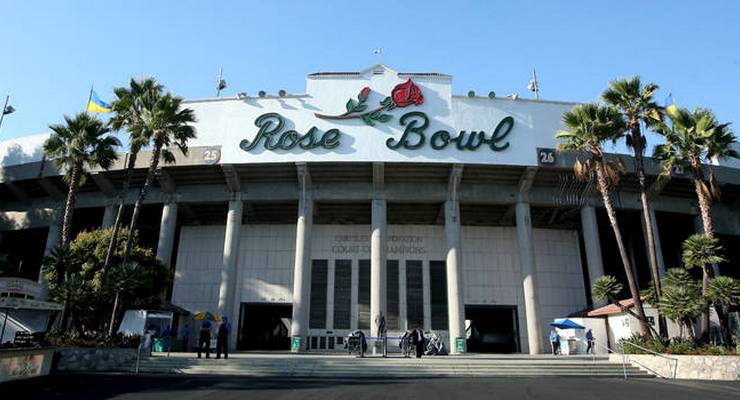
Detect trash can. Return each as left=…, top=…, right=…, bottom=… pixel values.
left=152, top=338, right=165, bottom=352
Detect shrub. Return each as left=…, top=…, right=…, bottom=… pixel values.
left=47, top=330, right=140, bottom=348
left=665, top=337, right=696, bottom=354
left=620, top=334, right=666, bottom=354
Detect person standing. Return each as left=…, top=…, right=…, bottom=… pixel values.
left=180, top=324, right=190, bottom=352
left=413, top=328, right=424, bottom=358
left=549, top=329, right=560, bottom=355
left=197, top=321, right=211, bottom=359
left=216, top=317, right=232, bottom=359
left=585, top=329, right=594, bottom=354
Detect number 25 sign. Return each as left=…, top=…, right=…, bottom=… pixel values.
left=537, top=148, right=556, bottom=166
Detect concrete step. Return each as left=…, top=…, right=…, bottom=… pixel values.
left=116, top=356, right=652, bottom=378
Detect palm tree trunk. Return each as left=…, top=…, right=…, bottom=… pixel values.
left=103, top=152, right=138, bottom=273
left=594, top=160, right=652, bottom=337
left=690, top=156, right=714, bottom=340
left=123, top=143, right=162, bottom=263
left=632, top=141, right=666, bottom=337
left=60, top=161, right=83, bottom=248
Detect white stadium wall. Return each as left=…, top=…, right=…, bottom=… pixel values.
left=172, top=223, right=586, bottom=352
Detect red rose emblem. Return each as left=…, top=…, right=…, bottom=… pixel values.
left=391, top=79, right=424, bottom=107
left=360, top=87, right=370, bottom=98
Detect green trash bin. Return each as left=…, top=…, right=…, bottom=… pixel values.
left=152, top=338, right=172, bottom=352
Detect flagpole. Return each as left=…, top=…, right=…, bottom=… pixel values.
left=85, top=84, right=94, bottom=113
left=0, top=95, right=9, bottom=133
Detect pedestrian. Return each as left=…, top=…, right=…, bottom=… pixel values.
left=197, top=321, right=211, bottom=359
left=181, top=324, right=190, bottom=352
left=216, top=317, right=232, bottom=359
left=585, top=328, right=594, bottom=354
left=549, top=329, right=560, bottom=355
left=413, top=328, right=424, bottom=358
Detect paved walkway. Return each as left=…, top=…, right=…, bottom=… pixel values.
left=5, top=374, right=740, bottom=400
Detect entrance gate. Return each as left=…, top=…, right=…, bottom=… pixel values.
left=237, top=303, right=292, bottom=351
left=465, top=305, right=519, bottom=353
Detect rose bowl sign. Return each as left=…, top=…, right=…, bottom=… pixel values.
left=239, top=80, right=515, bottom=154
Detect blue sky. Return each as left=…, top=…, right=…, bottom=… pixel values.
left=0, top=0, right=738, bottom=141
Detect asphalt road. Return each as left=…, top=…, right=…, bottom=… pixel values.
left=4, top=374, right=740, bottom=400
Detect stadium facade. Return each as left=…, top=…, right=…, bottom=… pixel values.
left=1, top=65, right=739, bottom=354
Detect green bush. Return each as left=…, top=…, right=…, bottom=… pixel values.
left=620, top=334, right=666, bottom=354
left=665, top=338, right=696, bottom=354
left=47, top=330, right=140, bottom=348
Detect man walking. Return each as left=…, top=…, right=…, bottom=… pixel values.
left=197, top=321, right=211, bottom=359
left=413, top=328, right=424, bottom=358
left=216, top=317, right=232, bottom=359
left=586, top=329, right=594, bottom=354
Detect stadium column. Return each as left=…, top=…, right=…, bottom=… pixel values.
left=156, top=202, right=178, bottom=266
left=370, top=199, right=387, bottom=354
left=516, top=201, right=543, bottom=354
left=370, top=162, right=387, bottom=354
left=580, top=205, right=606, bottom=304
left=291, top=163, right=313, bottom=352
left=445, top=164, right=465, bottom=354
left=101, top=204, right=117, bottom=229
left=218, top=194, right=242, bottom=337
left=38, top=207, right=62, bottom=299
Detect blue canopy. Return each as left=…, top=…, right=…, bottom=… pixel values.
left=549, top=319, right=585, bottom=329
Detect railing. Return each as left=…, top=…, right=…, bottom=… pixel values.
left=576, top=339, right=629, bottom=380
left=620, top=341, right=678, bottom=380
left=572, top=337, right=677, bottom=379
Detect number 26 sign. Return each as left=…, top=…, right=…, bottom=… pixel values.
left=537, top=148, right=557, bottom=166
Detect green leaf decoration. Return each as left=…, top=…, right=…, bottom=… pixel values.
left=358, top=93, right=368, bottom=103
left=380, top=96, right=392, bottom=106
left=377, top=114, right=392, bottom=123
left=370, top=111, right=381, bottom=119
left=361, top=114, right=375, bottom=126
left=346, top=99, right=355, bottom=113
left=353, top=104, right=367, bottom=113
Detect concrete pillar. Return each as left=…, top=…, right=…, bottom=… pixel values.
left=156, top=202, right=178, bottom=266
left=370, top=199, right=387, bottom=353
left=445, top=199, right=465, bottom=354
left=516, top=202, right=542, bottom=354
left=580, top=206, right=605, bottom=302
left=217, top=197, right=242, bottom=324
left=398, top=261, right=407, bottom=331
left=290, top=194, right=313, bottom=351
left=101, top=205, right=117, bottom=229
left=39, top=209, right=62, bottom=300
left=641, top=208, right=666, bottom=280
left=326, top=261, right=335, bottom=330
left=422, top=261, right=432, bottom=331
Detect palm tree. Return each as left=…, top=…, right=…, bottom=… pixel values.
left=707, top=276, right=740, bottom=347
left=120, top=91, right=196, bottom=262
left=102, top=78, right=164, bottom=273
left=44, top=113, right=120, bottom=248
left=654, top=108, right=737, bottom=237
left=105, top=84, right=196, bottom=336
left=660, top=283, right=703, bottom=340
left=556, top=103, right=652, bottom=336
left=682, top=233, right=726, bottom=339
left=602, top=77, right=666, bottom=323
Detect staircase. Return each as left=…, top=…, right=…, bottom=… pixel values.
left=118, top=353, right=653, bottom=378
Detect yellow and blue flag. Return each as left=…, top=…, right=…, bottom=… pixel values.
left=664, top=93, right=677, bottom=116
left=87, top=90, right=112, bottom=113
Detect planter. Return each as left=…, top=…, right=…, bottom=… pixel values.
left=54, top=347, right=148, bottom=372
left=611, top=354, right=740, bottom=380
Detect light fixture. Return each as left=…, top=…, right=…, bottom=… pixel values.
left=236, top=92, right=247, bottom=99
left=258, top=90, right=266, bottom=97
left=508, top=93, right=519, bottom=100
left=278, top=90, right=286, bottom=97
left=488, top=91, right=496, bottom=99
left=467, top=90, right=476, bottom=97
